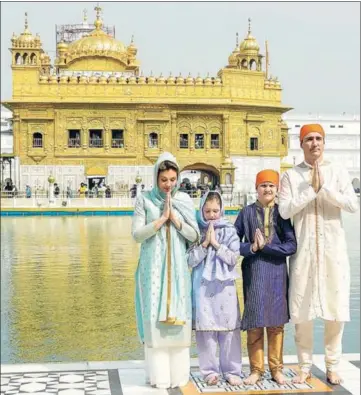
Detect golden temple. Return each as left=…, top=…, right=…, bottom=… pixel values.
left=3, top=7, right=291, bottom=191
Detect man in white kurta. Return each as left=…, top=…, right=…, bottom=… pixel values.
left=279, top=124, right=359, bottom=384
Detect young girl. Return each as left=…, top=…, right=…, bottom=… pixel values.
left=235, top=170, right=297, bottom=385
left=188, top=191, right=242, bottom=386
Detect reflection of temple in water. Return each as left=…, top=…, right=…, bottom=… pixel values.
left=6, top=217, right=140, bottom=362
left=3, top=6, right=291, bottom=193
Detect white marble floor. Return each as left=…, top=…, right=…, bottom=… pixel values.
left=1, top=354, right=360, bottom=395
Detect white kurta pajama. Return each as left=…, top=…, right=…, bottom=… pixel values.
left=279, top=160, right=358, bottom=372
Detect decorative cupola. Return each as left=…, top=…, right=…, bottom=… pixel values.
left=227, top=33, right=241, bottom=69
left=10, top=12, right=44, bottom=67
left=238, top=18, right=263, bottom=71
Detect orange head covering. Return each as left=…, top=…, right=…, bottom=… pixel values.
left=255, top=169, right=279, bottom=188
left=300, top=124, right=325, bottom=142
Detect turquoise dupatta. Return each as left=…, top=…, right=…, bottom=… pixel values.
left=134, top=152, right=200, bottom=347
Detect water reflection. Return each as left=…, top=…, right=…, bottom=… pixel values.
left=0, top=212, right=359, bottom=363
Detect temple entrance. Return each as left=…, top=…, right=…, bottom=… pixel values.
left=87, top=177, right=106, bottom=192
left=180, top=163, right=220, bottom=197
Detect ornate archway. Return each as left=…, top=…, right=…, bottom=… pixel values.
left=181, top=163, right=220, bottom=189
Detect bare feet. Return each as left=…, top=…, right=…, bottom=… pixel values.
left=226, top=374, right=242, bottom=386
left=327, top=371, right=343, bottom=385
left=205, top=374, right=219, bottom=386
left=244, top=371, right=261, bottom=385
left=292, top=371, right=312, bottom=384
left=272, top=371, right=286, bottom=385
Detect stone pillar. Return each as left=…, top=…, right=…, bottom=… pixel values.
left=171, top=112, right=177, bottom=151
left=222, top=114, right=230, bottom=158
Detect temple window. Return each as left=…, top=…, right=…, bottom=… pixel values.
left=195, top=134, right=204, bottom=149
left=281, top=135, right=286, bottom=146
left=32, top=132, right=43, bottom=148
left=68, top=129, right=81, bottom=148
left=89, top=129, right=103, bottom=148
left=15, top=53, right=22, bottom=65
left=211, top=134, right=220, bottom=149
left=225, top=173, right=232, bottom=185
left=30, top=53, right=37, bottom=64
left=250, top=59, right=257, bottom=71
left=250, top=137, right=258, bottom=151
left=111, top=129, right=124, bottom=148
left=148, top=132, right=158, bottom=148
left=179, top=134, right=188, bottom=148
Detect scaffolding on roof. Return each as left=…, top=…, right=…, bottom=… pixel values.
left=55, top=23, right=115, bottom=45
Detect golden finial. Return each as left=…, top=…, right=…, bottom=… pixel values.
left=236, top=32, right=239, bottom=47
left=94, top=3, right=102, bottom=18
left=248, top=17, right=252, bottom=34
left=24, top=12, right=28, bottom=30
left=94, top=3, right=103, bottom=29
left=83, top=9, right=88, bottom=22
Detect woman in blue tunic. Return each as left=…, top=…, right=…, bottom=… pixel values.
left=132, top=152, right=199, bottom=389
left=234, top=170, right=297, bottom=385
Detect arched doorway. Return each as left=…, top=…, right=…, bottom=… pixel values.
left=180, top=163, right=220, bottom=197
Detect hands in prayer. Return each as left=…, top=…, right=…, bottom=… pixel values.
left=162, top=192, right=171, bottom=220
left=202, top=222, right=220, bottom=250
left=160, top=192, right=181, bottom=230
left=311, top=160, right=324, bottom=193
left=252, top=228, right=266, bottom=252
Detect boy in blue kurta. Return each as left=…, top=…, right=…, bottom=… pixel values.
left=234, top=170, right=297, bottom=385
left=188, top=191, right=242, bottom=386
left=132, top=152, right=200, bottom=389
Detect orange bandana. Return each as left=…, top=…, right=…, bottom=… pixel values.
left=255, top=169, right=279, bottom=188
left=300, top=124, right=325, bottom=142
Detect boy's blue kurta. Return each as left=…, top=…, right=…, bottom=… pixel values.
left=234, top=203, right=297, bottom=330
left=132, top=152, right=200, bottom=348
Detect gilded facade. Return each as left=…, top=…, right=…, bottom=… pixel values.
left=3, top=8, right=291, bottom=191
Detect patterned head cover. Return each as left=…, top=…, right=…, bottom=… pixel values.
left=196, top=190, right=227, bottom=230
left=255, top=169, right=279, bottom=188
left=152, top=151, right=181, bottom=199
left=300, top=124, right=325, bottom=142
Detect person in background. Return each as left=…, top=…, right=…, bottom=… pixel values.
left=26, top=185, right=32, bottom=198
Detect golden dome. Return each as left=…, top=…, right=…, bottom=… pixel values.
left=127, top=36, right=137, bottom=56
left=186, top=73, right=194, bottom=85
left=65, top=12, right=126, bottom=62
left=148, top=72, right=156, bottom=84
left=239, top=18, right=260, bottom=53
left=228, top=48, right=239, bottom=67
left=157, top=74, right=165, bottom=84
left=57, top=41, right=68, bottom=51
left=16, top=13, right=37, bottom=45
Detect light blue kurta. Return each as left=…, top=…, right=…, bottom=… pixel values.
left=132, top=152, right=200, bottom=348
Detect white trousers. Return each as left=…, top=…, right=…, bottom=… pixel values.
left=295, top=320, right=344, bottom=373
left=144, top=345, right=190, bottom=388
